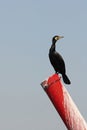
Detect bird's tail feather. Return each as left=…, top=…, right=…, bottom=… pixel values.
left=62, top=74, right=71, bottom=84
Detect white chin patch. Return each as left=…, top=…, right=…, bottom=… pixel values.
left=55, top=36, right=58, bottom=40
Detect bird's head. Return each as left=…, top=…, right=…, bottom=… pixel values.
left=52, top=35, right=64, bottom=44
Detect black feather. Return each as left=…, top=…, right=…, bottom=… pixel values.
left=49, top=36, right=71, bottom=85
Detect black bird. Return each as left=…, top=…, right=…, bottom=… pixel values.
left=49, top=35, right=71, bottom=84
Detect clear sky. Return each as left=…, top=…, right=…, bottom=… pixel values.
left=0, top=0, right=87, bottom=130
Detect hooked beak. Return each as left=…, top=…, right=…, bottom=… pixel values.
left=55, top=36, right=64, bottom=41
left=58, top=36, right=64, bottom=39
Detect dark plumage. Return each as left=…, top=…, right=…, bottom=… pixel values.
left=49, top=35, right=71, bottom=84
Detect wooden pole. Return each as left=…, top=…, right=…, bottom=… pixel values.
left=41, top=74, right=87, bottom=130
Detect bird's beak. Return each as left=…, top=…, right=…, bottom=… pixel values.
left=59, top=36, right=64, bottom=39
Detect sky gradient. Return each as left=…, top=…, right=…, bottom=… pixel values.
left=0, top=0, right=87, bottom=130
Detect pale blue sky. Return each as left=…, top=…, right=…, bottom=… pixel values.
left=0, top=0, right=87, bottom=130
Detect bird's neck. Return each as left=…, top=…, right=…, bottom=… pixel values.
left=50, top=42, right=56, bottom=52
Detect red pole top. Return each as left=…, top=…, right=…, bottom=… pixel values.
left=41, top=74, right=87, bottom=130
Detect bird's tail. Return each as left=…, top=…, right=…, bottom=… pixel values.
left=62, top=74, right=71, bottom=84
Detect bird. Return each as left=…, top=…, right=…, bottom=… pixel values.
left=49, top=35, right=71, bottom=84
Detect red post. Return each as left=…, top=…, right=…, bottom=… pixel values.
left=41, top=74, right=87, bottom=130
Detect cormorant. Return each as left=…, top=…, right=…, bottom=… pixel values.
left=49, top=35, right=71, bottom=84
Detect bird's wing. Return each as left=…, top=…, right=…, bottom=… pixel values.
left=54, top=52, right=66, bottom=73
